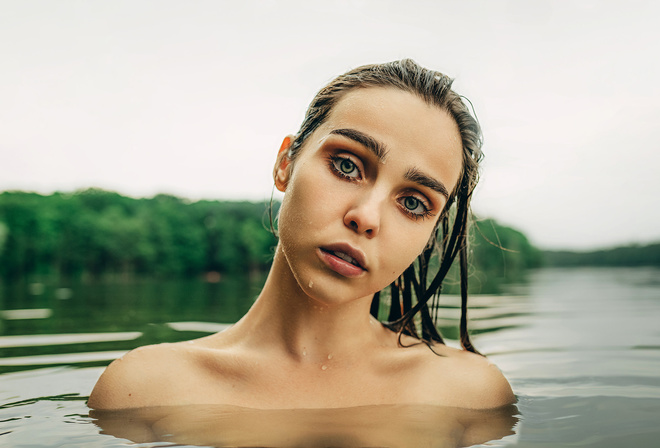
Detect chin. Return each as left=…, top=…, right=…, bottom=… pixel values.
left=299, top=278, right=376, bottom=308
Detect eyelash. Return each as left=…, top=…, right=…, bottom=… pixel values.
left=399, top=196, right=435, bottom=220
left=327, top=154, right=435, bottom=221
left=328, top=154, right=362, bottom=182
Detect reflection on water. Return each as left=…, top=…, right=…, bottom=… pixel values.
left=0, top=331, right=142, bottom=348
left=92, top=403, right=517, bottom=447
left=1, top=268, right=660, bottom=446
left=0, top=308, right=52, bottom=320
left=434, top=294, right=531, bottom=339
left=0, top=275, right=264, bottom=374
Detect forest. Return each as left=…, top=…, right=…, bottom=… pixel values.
left=543, top=244, right=660, bottom=267
left=0, top=188, right=542, bottom=283
left=0, top=189, right=278, bottom=279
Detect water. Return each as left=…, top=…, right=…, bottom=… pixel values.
left=1, top=267, right=660, bottom=447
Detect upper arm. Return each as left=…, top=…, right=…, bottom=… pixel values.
left=422, top=347, right=515, bottom=410
left=88, top=345, right=169, bottom=410
left=456, top=352, right=515, bottom=409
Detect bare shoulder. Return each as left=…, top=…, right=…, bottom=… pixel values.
left=88, top=342, right=190, bottom=410
left=416, top=343, right=515, bottom=409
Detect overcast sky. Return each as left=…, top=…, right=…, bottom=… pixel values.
left=1, top=0, right=658, bottom=250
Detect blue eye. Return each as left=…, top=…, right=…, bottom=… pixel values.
left=399, top=195, right=434, bottom=220
left=403, top=197, right=421, bottom=212
left=339, top=159, right=356, bottom=175
left=330, top=156, right=361, bottom=180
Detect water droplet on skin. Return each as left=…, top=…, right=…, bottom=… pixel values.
left=327, top=354, right=333, bottom=360
left=302, top=350, right=307, bottom=356
left=321, top=365, right=328, bottom=371
left=308, top=280, right=313, bottom=288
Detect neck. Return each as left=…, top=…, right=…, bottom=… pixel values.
left=233, top=246, right=382, bottom=363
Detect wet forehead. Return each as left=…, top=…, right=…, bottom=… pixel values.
left=321, top=87, right=464, bottom=190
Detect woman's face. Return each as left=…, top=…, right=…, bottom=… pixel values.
left=275, top=87, right=463, bottom=306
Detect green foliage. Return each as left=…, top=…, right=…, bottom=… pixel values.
left=543, top=243, right=660, bottom=267
left=0, top=221, right=7, bottom=256
left=471, top=218, right=543, bottom=272
left=0, top=190, right=278, bottom=280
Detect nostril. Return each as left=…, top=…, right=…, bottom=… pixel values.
left=350, top=220, right=358, bottom=231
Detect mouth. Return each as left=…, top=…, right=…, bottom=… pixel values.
left=322, top=249, right=363, bottom=268
left=318, top=243, right=367, bottom=278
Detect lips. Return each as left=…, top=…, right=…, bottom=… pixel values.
left=318, top=243, right=367, bottom=278
left=332, top=250, right=362, bottom=268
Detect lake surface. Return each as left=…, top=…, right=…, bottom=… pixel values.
left=1, top=267, right=659, bottom=447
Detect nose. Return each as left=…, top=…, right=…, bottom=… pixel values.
left=343, top=191, right=382, bottom=238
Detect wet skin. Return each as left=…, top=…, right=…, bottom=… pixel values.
left=88, top=87, right=515, bottom=412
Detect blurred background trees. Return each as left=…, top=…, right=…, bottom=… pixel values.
left=0, top=189, right=278, bottom=280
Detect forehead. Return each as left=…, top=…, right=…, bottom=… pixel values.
left=319, top=87, right=464, bottom=190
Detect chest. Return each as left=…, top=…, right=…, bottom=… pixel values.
left=182, top=349, right=439, bottom=409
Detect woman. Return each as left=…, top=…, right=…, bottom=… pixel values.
left=88, top=59, right=514, bottom=412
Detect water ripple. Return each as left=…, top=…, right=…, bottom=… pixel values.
left=0, top=332, right=142, bottom=348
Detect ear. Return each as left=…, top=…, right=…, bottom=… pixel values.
left=273, top=135, right=294, bottom=192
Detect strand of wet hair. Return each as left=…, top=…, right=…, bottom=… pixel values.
left=412, top=240, right=444, bottom=343
left=384, top=200, right=464, bottom=344
left=370, top=290, right=380, bottom=318
left=430, top=216, right=450, bottom=326
left=459, top=239, right=480, bottom=355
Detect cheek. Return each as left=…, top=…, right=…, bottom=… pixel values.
left=285, top=158, right=356, bottom=224
left=400, top=234, right=429, bottom=266
left=378, top=226, right=434, bottom=283
left=277, top=162, right=335, bottom=248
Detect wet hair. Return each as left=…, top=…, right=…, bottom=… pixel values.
left=286, top=59, right=484, bottom=354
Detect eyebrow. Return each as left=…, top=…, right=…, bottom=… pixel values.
left=404, top=167, right=450, bottom=199
left=330, top=128, right=389, bottom=161
left=330, top=127, right=450, bottom=199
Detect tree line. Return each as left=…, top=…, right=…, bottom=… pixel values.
left=543, top=243, right=660, bottom=267
left=0, top=189, right=278, bottom=279
left=0, top=189, right=541, bottom=281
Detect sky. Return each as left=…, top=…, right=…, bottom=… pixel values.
left=1, top=0, right=659, bottom=250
